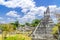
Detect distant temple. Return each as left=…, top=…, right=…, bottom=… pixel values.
left=31, top=7, right=54, bottom=40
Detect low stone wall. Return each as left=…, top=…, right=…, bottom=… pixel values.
left=32, top=38, right=47, bottom=40
left=32, top=38, right=57, bottom=40
left=31, top=37, right=47, bottom=40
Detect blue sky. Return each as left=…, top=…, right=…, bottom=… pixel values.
left=0, top=0, right=60, bottom=24
left=35, top=0, right=60, bottom=7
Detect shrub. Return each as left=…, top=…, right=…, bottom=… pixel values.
left=5, top=34, right=31, bottom=40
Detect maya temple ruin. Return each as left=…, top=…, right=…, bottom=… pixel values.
left=31, top=7, right=55, bottom=40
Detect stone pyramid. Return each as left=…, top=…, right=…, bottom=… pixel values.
left=31, top=7, right=54, bottom=40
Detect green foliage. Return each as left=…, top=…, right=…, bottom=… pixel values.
left=10, top=23, right=16, bottom=30
left=52, top=26, right=58, bottom=34
left=25, top=22, right=30, bottom=26
left=5, top=37, right=15, bottom=40
left=0, top=24, right=9, bottom=31
left=52, top=23, right=60, bottom=39
left=14, top=21, right=19, bottom=27
left=5, top=34, right=31, bottom=40
left=10, top=20, right=19, bottom=30
left=5, top=36, right=25, bottom=40
left=20, top=24, right=25, bottom=27
left=0, top=24, right=14, bottom=40
left=56, top=23, right=60, bottom=32
left=31, top=19, right=40, bottom=27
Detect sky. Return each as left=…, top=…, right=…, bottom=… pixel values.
left=0, top=0, right=60, bottom=24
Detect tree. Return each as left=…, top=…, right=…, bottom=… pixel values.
left=25, top=22, right=30, bottom=26
left=52, top=23, right=60, bottom=39
left=10, top=20, right=19, bottom=30
left=0, top=24, right=14, bottom=40
left=11, top=20, right=20, bottom=34
left=10, top=23, right=16, bottom=30
left=14, top=20, right=19, bottom=28
left=57, top=23, right=60, bottom=34
left=31, top=19, right=40, bottom=27
left=56, top=23, right=60, bottom=40
left=20, top=24, right=25, bottom=27
left=52, top=25, right=58, bottom=39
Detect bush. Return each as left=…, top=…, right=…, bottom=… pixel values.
left=5, top=34, right=31, bottom=40
left=5, top=36, right=25, bottom=40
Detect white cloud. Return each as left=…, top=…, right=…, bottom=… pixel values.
left=53, top=18, right=57, bottom=23
left=7, top=18, right=16, bottom=23
left=6, top=11, right=20, bottom=18
left=20, top=5, right=60, bottom=24
left=0, top=17, right=6, bottom=24
left=0, top=0, right=35, bottom=14
left=0, top=0, right=60, bottom=24
left=17, top=14, right=35, bottom=24
left=0, top=0, right=36, bottom=23
left=49, top=5, right=60, bottom=14
left=0, top=0, right=35, bottom=8
left=0, top=17, right=3, bottom=20
left=49, top=5, right=57, bottom=12
left=17, top=7, right=46, bottom=24
left=0, top=21, right=6, bottom=24
left=0, top=0, right=4, bottom=4
left=6, top=5, right=59, bottom=24
left=21, top=9, right=29, bottom=14
left=49, top=5, right=57, bottom=8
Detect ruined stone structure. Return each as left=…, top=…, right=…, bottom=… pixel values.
left=55, top=13, right=60, bottom=23
left=31, top=7, right=54, bottom=40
